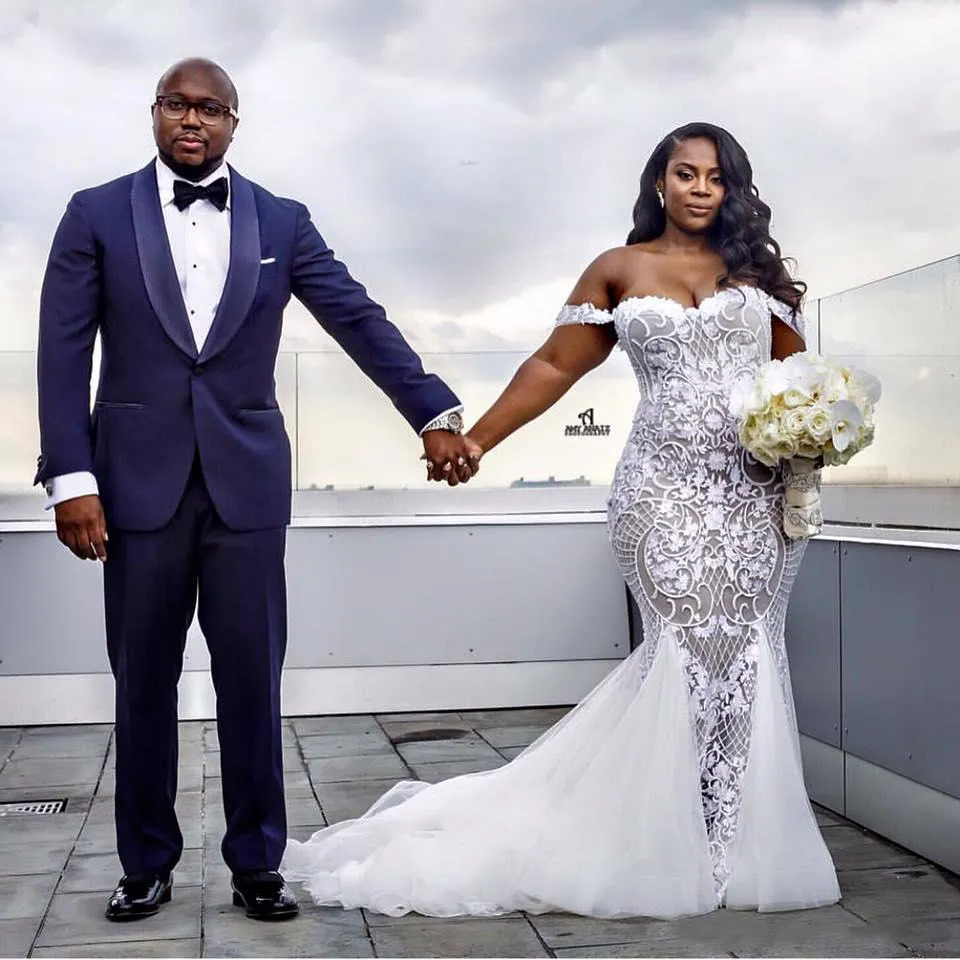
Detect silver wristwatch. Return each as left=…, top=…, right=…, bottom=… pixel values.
left=421, top=409, right=464, bottom=434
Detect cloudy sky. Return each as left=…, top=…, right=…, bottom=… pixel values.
left=1, top=0, right=958, bottom=490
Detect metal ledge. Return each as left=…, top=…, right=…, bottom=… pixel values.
left=2, top=485, right=958, bottom=544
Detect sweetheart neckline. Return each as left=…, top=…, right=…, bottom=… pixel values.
left=615, top=286, right=761, bottom=316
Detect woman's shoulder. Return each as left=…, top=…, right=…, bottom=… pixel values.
left=582, top=244, right=655, bottom=282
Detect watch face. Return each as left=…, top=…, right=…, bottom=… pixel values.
left=449, top=411, right=464, bottom=432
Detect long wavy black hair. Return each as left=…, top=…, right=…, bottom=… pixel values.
left=626, top=122, right=805, bottom=312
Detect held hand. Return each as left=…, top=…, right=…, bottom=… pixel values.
left=421, top=431, right=480, bottom=486
left=54, top=494, right=108, bottom=561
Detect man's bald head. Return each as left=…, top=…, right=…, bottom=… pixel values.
left=156, top=57, right=238, bottom=111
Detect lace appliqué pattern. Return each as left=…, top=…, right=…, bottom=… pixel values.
left=584, top=287, right=808, bottom=898
left=554, top=302, right=614, bottom=326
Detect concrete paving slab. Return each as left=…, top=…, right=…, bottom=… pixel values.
left=555, top=941, right=736, bottom=957
left=815, top=806, right=847, bottom=828
left=12, top=732, right=110, bottom=760
left=0, top=874, right=59, bottom=921
left=292, top=716, right=379, bottom=738
left=0, top=812, right=86, bottom=845
left=77, top=794, right=203, bottom=842
left=459, top=708, right=571, bottom=728
left=93, top=764, right=203, bottom=797
left=297, top=733, right=394, bottom=760
left=0, top=839, right=72, bottom=877
left=284, top=800, right=326, bottom=829
left=870, top=915, right=960, bottom=958
left=306, top=754, right=409, bottom=784
left=837, top=866, right=960, bottom=922
left=0, top=757, right=103, bottom=790
left=396, top=738, right=503, bottom=765
left=410, top=757, right=506, bottom=782
left=34, top=887, right=202, bottom=948
left=0, top=918, right=40, bottom=958
left=376, top=711, right=466, bottom=723
left=311, top=779, right=406, bottom=824
left=823, top=825, right=926, bottom=872
left=22, top=725, right=112, bottom=740
left=532, top=904, right=910, bottom=957
left=202, top=890, right=371, bottom=958
left=477, top=725, right=552, bottom=749
left=368, top=916, right=548, bottom=958
left=58, top=848, right=203, bottom=894
left=32, top=937, right=202, bottom=957
left=203, top=749, right=305, bottom=779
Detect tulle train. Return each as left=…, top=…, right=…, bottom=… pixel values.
left=281, top=629, right=839, bottom=919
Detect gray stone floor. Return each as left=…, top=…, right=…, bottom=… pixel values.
left=2, top=709, right=959, bottom=958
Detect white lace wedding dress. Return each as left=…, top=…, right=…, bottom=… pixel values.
left=281, top=285, right=841, bottom=919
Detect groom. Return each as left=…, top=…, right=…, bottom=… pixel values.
left=36, top=58, right=473, bottom=922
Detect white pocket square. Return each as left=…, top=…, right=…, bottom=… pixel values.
left=260, top=257, right=276, bottom=265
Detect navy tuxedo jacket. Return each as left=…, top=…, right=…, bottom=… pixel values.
left=35, top=162, right=459, bottom=531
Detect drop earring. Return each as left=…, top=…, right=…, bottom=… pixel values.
left=656, top=186, right=665, bottom=207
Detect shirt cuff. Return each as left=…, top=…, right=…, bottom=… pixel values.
left=44, top=471, right=99, bottom=510
left=419, top=405, right=464, bottom=436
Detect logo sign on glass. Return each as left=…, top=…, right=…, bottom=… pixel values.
left=565, top=408, right=611, bottom=437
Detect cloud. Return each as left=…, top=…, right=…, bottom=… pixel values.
left=0, top=0, right=958, bottom=490
left=2, top=0, right=959, bottom=352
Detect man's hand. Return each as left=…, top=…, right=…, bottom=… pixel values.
left=54, top=495, right=108, bottom=561
left=421, top=431, right=481, bottom=486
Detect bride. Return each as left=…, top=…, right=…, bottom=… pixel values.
left=281, top=122, right=841, bottom=919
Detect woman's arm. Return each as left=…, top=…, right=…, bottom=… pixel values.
left=772, top=318, right=806, bottom=360
left=467, top=252, right=621, bottom=455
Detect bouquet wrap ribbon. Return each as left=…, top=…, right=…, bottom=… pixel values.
left=783, top=456, right=822, bottom=540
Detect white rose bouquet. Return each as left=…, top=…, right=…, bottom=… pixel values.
left=729, top=353, right=881, bottom=540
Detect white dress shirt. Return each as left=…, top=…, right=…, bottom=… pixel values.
left=44, top=157, right=232, bottom=508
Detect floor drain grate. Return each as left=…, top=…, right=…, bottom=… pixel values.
left=0, top=799, right=68, bottom=816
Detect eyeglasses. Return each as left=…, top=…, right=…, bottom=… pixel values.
left=154, top=95, right=239, bottom=125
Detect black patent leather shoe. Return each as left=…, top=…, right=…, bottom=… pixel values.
left=105, top=874, right=172, bottom=921
left=231, top=870, right=299, bottom=921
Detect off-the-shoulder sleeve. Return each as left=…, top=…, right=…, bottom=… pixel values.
left=554, top=302, right=614, bottom=327
left=763, top=292, right=806, bottom=341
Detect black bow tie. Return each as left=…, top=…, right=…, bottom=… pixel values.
left=172, top=177, right=228, bottom=212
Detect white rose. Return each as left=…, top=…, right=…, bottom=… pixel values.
left=782, top=407, right=808, bottom=441
left=782, top=386, right=812, bottom=409
left=805, top=404, right=833, bottom=445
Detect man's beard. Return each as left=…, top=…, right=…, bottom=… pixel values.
left=159, top=149, right=225, bottom=182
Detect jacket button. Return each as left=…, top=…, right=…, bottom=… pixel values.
left=193, top=363, right=204, bottom=376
